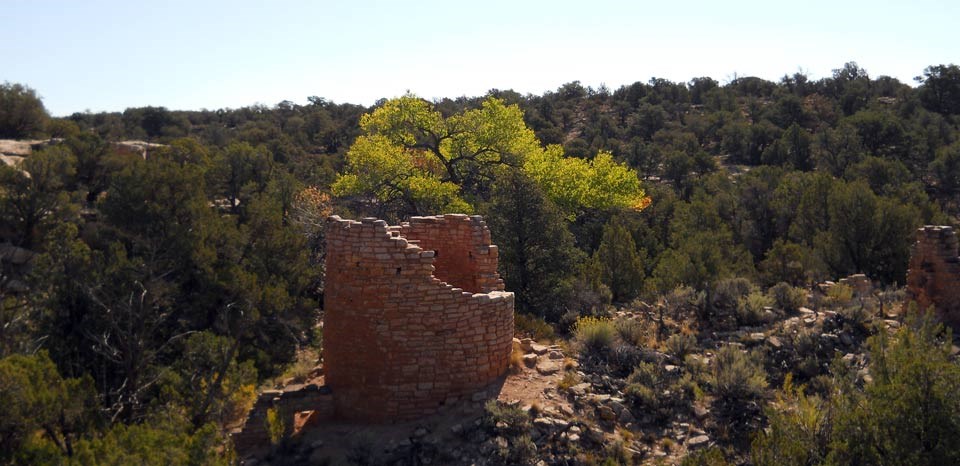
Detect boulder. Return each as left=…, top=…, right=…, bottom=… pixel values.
left=530, top=343, right=550, bottom=355
left=536, top=360, right=562, bottom=375
left=687, top=435, right=710, bottom=449
left=523, top=354, right=539, bottom=368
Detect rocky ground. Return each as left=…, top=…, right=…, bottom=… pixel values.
left=242, top=278, right=951, bottom=466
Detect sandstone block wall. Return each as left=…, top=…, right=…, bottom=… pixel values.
left=906, top=225, right=960, bottom=331
left=323, top=214, right=514, bottom=422
left=232, top=383, right=334, bottom=450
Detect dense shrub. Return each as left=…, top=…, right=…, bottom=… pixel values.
left=769, top=282, right=807, bottom=313
left=614, top=318, right=647, bottom=347
left=574, top=316, right=616, bottom=355
left=706, top=346, right=767, bottom=401
left=484, top=400, right=531, bottom=437
left=515, top=312, right=556, bottom=341
left=682, top=447, right=733, bottom=466
left=663, top=333, right=698, bottom=360
left=736, top=291, right=774, bottom=325
left=825, top=283, right=854, bottom=308
left=711, top=278, right=755, bottom=312
left=753, top=311, right=960, bottom=465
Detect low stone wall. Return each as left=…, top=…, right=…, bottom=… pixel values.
left=232, top=383, right=334, bottom=451
left=906, top=225, right=960, bottom=331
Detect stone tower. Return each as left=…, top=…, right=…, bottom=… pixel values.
left=905, top=225, right=960, bottom=331
left=323, top=214, right=515, bottom=422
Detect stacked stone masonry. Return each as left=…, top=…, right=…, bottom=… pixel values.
left=233, top=214, right=514, bottom=451
left=324, top=214, right=514, bottom=422
left=231, top=383, right=334, bottom=449
left=906, top=225, right=960, bottom=332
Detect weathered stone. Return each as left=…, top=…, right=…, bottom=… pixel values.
left=907, top=226, right=960, bottom=333
left=536, top=360, right=563, bottom=375
left=234, top=214, right=516, bottom=450
left=609, top=399, right=633, bottom=423
left=520, top=338, right=534, bottom=352
left=840, top=332, right=854, bottom=347
left=533, top=417, right=558, bottom=430
left=583, top=427, right=605, bottom=444
left=687, top=435, right=710, bottom=449
left=569, top=382, right=591, bottom=397
left=530, top=343, right=550, bottom=355
left=597, top=404, right=617, bottom=421
left=587, top=394, right=612, bottom=404
left=523, top=354, right=539, bottom=368
left=693, top=405, right=709, bottom=420
left=839, top=273, right=873, bottom=297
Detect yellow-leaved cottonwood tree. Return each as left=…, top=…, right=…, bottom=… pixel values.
left=332, top=93, right=649, bottom=218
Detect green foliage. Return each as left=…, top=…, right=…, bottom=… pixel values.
left=624, top=361, right=698, bottom=423
left=523, top=146, right=649, bottom=216
left=614, top=318, right=648, bottom=347
left=333, top=94, right=540, bottom=217
left=663, top=333, right=698, bottom=360
left=709, top=278, right=755, bottom=315
left=514, top=312, right=557, bottom=341
left=0, top=351, right=98, bottom=462
left=681, top=447, right=732, bottom=466
left=737, top=291, right=774, bottom=326
left=916, top=63, right=960, bottom=115
left=826, top=283, right=854, bottom=308
left=484, top=400, right=531, bottom=437
left=832, top=311, right=960, bottom=465
left=751, top=375, right=832, bottom=466
left=574, top=316, right=616, bottom=356
left=648, top=194, right=755, bottom=293
left=6, top=64, right=960, bottom=465
left=820, top=180, right=920, bottom=283
left=0, top=82, right=48, bottom=138
left=930, top=142, right=960, bottom=196
left=706, top=346, right=767, bottom=402
left=483, top=170, right=582, bottom=320
left=334, top=93, right=648, bottom=219
left=265, top=407, right=285, bottom=445
left=769, top=282, right=807, bottom=313
left=759, top=240, right=825, bottom=287
left=0, top=145, right=78, bottom=249
left=69, top=418, right=231, bottom=466
left=752, top=311, right=960, bottom=466
left=209, top=141, right=274, bottom=211
left=762, top=123, right=813, bottom=170
left=161, top=331, right=258, bottom=428
left=592, top=218, right=645, bottom=302
left=501, top=434, right=538, bottom=465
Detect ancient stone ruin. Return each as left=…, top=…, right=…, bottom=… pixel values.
left=906, top=225, right=960, bottom=331
left=233, top=214, right=514, bottom=449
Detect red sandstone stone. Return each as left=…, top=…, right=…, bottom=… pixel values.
left=906, top=226, right=960, bottom=332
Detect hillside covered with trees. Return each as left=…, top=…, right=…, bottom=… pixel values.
left=2, top=62, right=960, bottom=465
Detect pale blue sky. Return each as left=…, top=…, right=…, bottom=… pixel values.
left=3, top=0, right=957, bottom=116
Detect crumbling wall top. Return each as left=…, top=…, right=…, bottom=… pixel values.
left=322, top=214, right=514, bottom=422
